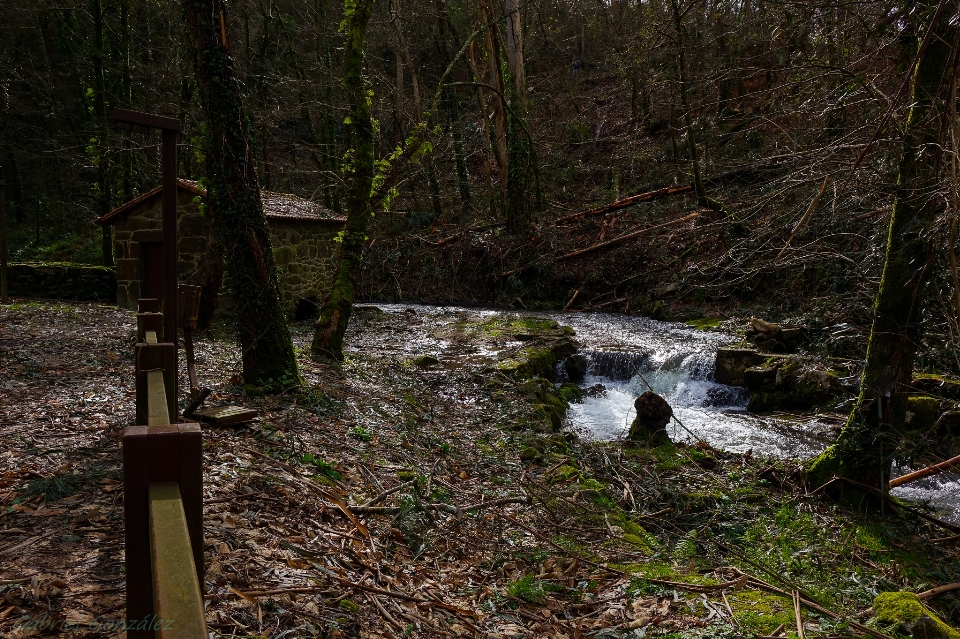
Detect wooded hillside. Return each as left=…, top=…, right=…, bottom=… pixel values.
left=2, top=0, right=958, bottom=374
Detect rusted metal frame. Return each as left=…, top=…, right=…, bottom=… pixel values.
left=123, top=423, right=203, bottom=638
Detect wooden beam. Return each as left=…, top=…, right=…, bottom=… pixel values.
left=135, top=342, right=176, bottom=426
left=123, top=424, right=203, bottom=638
left=146, top=370, right=169, bottom=425
left=148, top=482, right=208, bottom=638
left=112, top=108, right=181, bottom=132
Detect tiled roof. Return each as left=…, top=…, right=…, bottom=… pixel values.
left=97, top=179, right=345, bottom=225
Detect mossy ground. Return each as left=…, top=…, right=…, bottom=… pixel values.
left=3, top=301, right=958, bottom=638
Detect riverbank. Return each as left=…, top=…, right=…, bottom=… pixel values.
left=0, top=300, right=958, bottom=638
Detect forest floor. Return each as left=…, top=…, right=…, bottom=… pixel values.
left=1, top=300, right=959, bottom=639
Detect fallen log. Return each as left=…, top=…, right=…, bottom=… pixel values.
left=554, top=212, right=699, bottom=262
left=554, top=185, right=693, bottom=225
left=501, top=212, right=699, bottom=277
left=888, top=453, right=960, bottom=488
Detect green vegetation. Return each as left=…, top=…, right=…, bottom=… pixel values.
left=302, top=453, right=341, bottom=479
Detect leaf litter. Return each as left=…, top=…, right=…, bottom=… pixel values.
left=0, top=300, right=958, bottom=638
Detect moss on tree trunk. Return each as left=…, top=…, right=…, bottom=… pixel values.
left=808, top=0, right=957, bottom=491
left=182, top=0, right=299, bottom=387
left=309, top=0, right=376, bottom=362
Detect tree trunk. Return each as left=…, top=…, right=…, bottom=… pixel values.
left=503, top=0, right=530, bottom=229
left=670, top=0, right=728, bottom=216
left=480, top=2, right=509, bottom=214
left=118, top=0, right=133, bottom=201
left=182, top=0, right=299, bottom=387
left=808, top=0, right=957, bottom=491
left=92, top=0, right=113, bottom=267
left=310, top=0, right=376, bottom=362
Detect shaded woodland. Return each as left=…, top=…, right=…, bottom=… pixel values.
left=5, top=0, right=959, bottom=375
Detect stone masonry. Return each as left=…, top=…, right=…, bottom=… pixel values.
left=99, top=180, right=345, bottom=317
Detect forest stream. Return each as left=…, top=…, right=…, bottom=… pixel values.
left=361, top=304, right=960, bottom=523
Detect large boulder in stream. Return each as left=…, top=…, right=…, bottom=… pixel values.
left=746, top=356, right=845, bottom=412
left=628, top=391, right=673, bottom=445
left=563, top=354, right=588, bottom=382
left=745, top=318, right=807, bottom=353
left=714, top=347, right=769, bottom=386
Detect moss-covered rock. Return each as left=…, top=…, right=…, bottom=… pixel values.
left=747, top=357, right=844, bottom=412
left=874, top=592, right=960, bottom=639
left=547, top=464, right=580, bottom=483
left=905, top=395, right=940, bottom=429
left=911, top=374, right=960, bottom=402
left=714, top=348, right=769, bottom=386
left=413, top=354, right=440, bottom=368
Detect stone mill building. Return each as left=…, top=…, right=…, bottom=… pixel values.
left=96, top=180, right=346, bottom=318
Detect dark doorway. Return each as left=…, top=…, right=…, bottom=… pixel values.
left=295, top=297, right=319, bottom=320
left=141, top=242, right=164, bottom=301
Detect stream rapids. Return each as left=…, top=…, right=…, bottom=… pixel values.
left=358, top=304, right=960, bottom=522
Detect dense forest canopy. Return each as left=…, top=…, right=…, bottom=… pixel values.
left=1, top=0, right=958, bottom=378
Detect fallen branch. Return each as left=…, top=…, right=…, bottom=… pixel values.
left=351, top=495, right=530, bottom=516
left=731, top=569, right=894, bottom=639
left=241, top=446, right=369, bottom=538
left=205, top=490, right=268, bottom=505
left=554, top=213, right=700, bottom=263
left=319, top=570, right=478, bottom=618
left=502, top=212, right=700, bottom=277
left=918, top=582, right=960, bottom=600
left=645, top=575, right=748, bottom=593
left=776, top=176, right=831, bottom=263
left=888, top=453, right=960, bottom=488
left=235, top=586, right=328, bottom=597
left=553, top=185, right=694, bottom=225
left=359, top=479, right=418, bottom=508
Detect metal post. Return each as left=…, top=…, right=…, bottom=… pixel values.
left=1, top=180, right=7, bottom=304
left=161, top=128, right=178, bottom=414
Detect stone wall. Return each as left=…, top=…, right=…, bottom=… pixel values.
left=6, top=263, right=116, bottom=301
left=269, top=220, right=342, bottom=317
left=110, top=190, right=342, bottom=317
left=112, top=189, right=207, bottom=310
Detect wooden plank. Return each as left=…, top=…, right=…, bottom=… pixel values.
left=138, top=298, right=161, bottom=313
left=147, top=370, right=170, bottom=426
left=196, top=405, right=258, bottom=426
left=135, top=343, right=176, bottom=426
left=137, top=312, right=164, bottom=343
left=178, top=285, right=201, bottom=330
left=148, top=482, right=207, bottom=638
left=112, top=107, right=182, bottom=132
left=124, top=424, right=204, bottom=638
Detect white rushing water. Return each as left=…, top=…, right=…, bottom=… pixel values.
left=362, top=304, right=959, bottom=521
left=544, top=312, right=836, bottom=457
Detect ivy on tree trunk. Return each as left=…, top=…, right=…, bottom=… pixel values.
left=309, top=0, right=376, bottom=362
left=182, top=0, right=299, bottom=387
left=808, top=0, right=957, bottom=492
